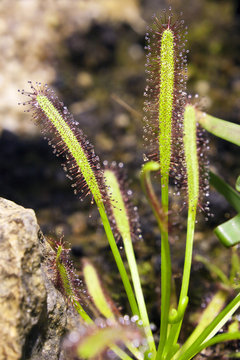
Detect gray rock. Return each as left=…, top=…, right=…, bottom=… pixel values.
left=0, top=198, right=68, bottom=360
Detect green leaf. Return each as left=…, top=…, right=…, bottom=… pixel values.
left=230, top=247, right=240, bottom=285
left=187, top=332, right=240, bottom=360
left=228, top=319, right=239, bottom=333
left=214, top=214, right=240, bottom=247
left=197, top=111, right=240, bottom=146
left=183, top=104, right=199, bottom=210
left=210, top=171, right=240, bottom=213
left=76, top=323, right=140, bottom=359
left=195, top=254, right=230, bottom=285
left=83, top=260, right=116, bottom=320
left=104, top=168, right=132, bottom=243
left=175, top=292, right=240, bottom=360
left=236, top=175, right=240, bottom=192
left=158, top=28, right=175, bottom=183
left=227, top=352, right=240, bottom=358
left=36, top=92, right=104, bottom=204
left=210, top=172, right=240, bottom=247
left=104, top=168, right=156, bottom=356
left=178, top=290, right=228, bottom=356
left=48, top=240, right=92, bottom=324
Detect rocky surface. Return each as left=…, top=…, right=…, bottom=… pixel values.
left=0, top=0, right=144, bottom=134
left=0, top=198, right=68, bottom=360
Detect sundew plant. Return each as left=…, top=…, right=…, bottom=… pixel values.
left=19, top=8, right=240, bottom=360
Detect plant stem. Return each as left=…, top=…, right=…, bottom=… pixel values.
left=156, top=174, right=172, bottom=360
left=178, top=207, right=196, bottom=306
left=172, top=206, right=197, bottom=351
left=124, top=234, right=156, bottom=356
left=98, top=201, right=139, bottom=317
left=162, top=205, right=196, bottom=360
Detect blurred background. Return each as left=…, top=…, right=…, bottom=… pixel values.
left=0, top=0, right=239, bottom=348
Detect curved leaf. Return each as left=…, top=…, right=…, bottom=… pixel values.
left=214, top=214, right=240, bottom=247
left=210, top=171, right=240, bottom=213
left=236, top=175, right=240, bottom=192
left=197, top=111, right=240, bottom=146
left=83, top=260, right=116, bottom=321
